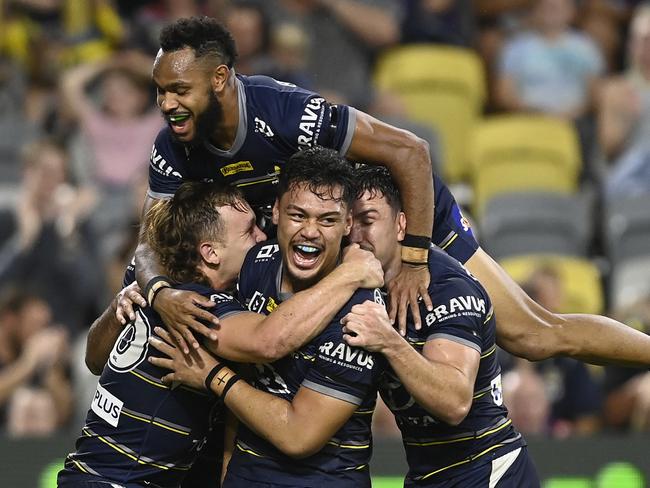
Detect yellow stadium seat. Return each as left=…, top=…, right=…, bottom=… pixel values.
left=499, top=254, right=603, bottom=315
left=374, top=45, right=486, bottom=183
left=469, top=115, right=582, bottom=217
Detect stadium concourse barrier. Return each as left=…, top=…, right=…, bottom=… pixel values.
left=1, top=435, right=648, bottom=487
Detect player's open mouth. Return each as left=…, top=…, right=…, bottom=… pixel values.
left=167, top=113, right=192, bottom=134
left=291, top=243, right=323, bottom=268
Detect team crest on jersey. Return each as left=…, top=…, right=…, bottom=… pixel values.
left=109, top=309, right=150, bottom=373
left=220, top=161, right=254, bottom=177
left=254, top=117, right=275, bottom=138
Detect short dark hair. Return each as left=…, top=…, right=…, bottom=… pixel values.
left=278, top=147, right=356, bottom=208
left=159, top=16, right=238, bottom=68
left=143, top=182, right=247, bottom=285
left=354, top=165, right=402, bottom=213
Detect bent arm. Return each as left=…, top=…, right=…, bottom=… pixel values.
left=347, top=111, right=433, bottom=238
left=466, top=247, right=650, bottom=366
left=210, top=264, right=366, bottom=363
left=218, top=376, right=357, bottom=458
left=383, top=337, right=479, bottom=426
left=60, top=60, right=108, bottom=120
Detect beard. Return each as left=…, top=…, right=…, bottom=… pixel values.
left=192, top=89, right=224, bottom=147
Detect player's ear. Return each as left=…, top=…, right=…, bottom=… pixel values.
left=343, top=209, right=352, bottom=236
left=272, top=198, right=280, bottom=225
left=211, top=64, right=230, bottom=94
left=396, top=211, right=406, bottom=242
left=199, top=241, right=221, bottom=266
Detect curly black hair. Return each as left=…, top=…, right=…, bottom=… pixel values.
left=159, top=16, right=238, bottom=68
left=354, top=164, right=402, bottom=213
left=278, top=147, right=356, bottom=209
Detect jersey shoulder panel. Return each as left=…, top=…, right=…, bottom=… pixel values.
left=237, top=240, right=282, bottom=302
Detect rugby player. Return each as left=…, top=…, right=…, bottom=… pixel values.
left=138, top=15, right=434, bottom=350
left=137, top=16, right=650, bottom=368
left=58, top=181, right=383, bottom=487
left=149, top=147, right=387, bottom=487
left=343, top=166, right=539, bottom=486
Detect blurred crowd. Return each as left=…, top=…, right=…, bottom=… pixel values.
left=1, top=0, right=650, bottom=441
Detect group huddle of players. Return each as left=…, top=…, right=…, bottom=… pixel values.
left=56, top=16, right=650, bottom=488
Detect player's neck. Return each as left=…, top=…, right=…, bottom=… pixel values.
left=210, top=81, right=240, bottom=149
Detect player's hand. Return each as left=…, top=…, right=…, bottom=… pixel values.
left=148, top=326, right=218, bottom=390
left=342, top=301, right=398, bottom=353
left=341, top=243, right=384, bottom=288
left=387, top=263, right=433, bottom=335
left=153, top=288, right=219, bottom=354
left=115, top=281, right=147, bottom=325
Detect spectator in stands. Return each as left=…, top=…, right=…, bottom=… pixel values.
left=0, top=139, right=104, bottom=333
left=268, top=0, right=402, bottom=108
left=60, top=50, right=162, bottom=256
left=495, top=0, right=605, bottom=120
left=603, top=297, right=650, bottom=431
left=401, top=0, right=475, bottom=47
left=224, top=1, right=272, bottom=75
left=598, top=4, right=650, bottom=198
left=502, top=266, right=603, bottom=436
left=0, top=289, right=71, bottom=437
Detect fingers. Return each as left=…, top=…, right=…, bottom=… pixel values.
left=147, top=353, right=174, bottom=371
left=169, top=328, right=190, bottom=355
left=148, top=335, right=176, bottom=357
left=191, top=296, right=219, bottom=326
left=397, top=290, right=409, bottom=336
left=388, top=291, right=398, bottom=329
left=186, top=315, right=218, bottom=342
left=160, top=373, right=175, bottom=385
left=420, top=283, right=434, bottom=313
left=409, top=288, right=422, bottom=330
left=154, top=326, right=174, bottom=345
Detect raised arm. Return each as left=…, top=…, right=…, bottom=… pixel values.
left=208, top=245, right=383, bottom=363
left=347, top=111, right=435, bottom=329
left=342, top=301, right=479, bottom=425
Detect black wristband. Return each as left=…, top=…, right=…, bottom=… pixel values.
left=204, top=363, right=227, bottom=392
left=221, top=374, right=242, bottom=400
left=145, top=276, right=172, bottom=307
left=402, top=234, right=431, bottom=249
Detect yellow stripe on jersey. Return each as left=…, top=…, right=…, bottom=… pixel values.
left=440, top=233, right=458, bottom=250
left=326, top=440, right=371, bottom=450
left=129, top=370, right=169, bottom=389
left=71, top=459, right=89, bottom=474
left=120, top=410, right=190, bottom=436
left=405, top=419, right=512, bottom=447
left=481, top=344, right=497, bottom=359
left=418, top=443, right=507, bottom=481
left=236, top=442, right=267, bottom=458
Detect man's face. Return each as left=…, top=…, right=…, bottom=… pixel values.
left=152, top=47, right=223, bottom=143
left=215, top=202, right=267, bottom=286
left=274, top=183, right=352, bottom=291
left=350, top=191, right=403, bottom=271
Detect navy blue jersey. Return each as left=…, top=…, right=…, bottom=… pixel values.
left=59, top=284, right=246, bottom=488
left=382, top=247, right=524, bottom=485
left=227, top=241, right=386, bottom=487
left=148, top=74, right=355, bottom=209
left=145, top=73, right=479, bottom=262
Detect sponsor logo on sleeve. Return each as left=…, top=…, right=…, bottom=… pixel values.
left=91, top=383, right=123, bottom=427
left=220, top=161, right=254, bottom=177
left=318, top=341, right=374, bottom=371
left=248, top=291, right=267, bottom=313
left=150, top=145, right=183, bottom=178
left=297, top=97, right=325, bottom=147
left=424, top=295, right=486, bottom=326
left=210, top=292, right=234, bottom=304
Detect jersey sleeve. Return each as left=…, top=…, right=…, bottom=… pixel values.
left=148, top=128, right=186, bottom=199
left=302, top=289, right=385, bottom=405
left=432, top=174, right=478, bottom=264
left=422, top=275, right=490, bottom=353
left=207, top=291, right=248, bottom=320
left=276, top=87, right=356, bottom=156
